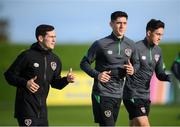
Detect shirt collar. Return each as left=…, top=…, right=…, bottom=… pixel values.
left=111, top=32, right=124, bottom=42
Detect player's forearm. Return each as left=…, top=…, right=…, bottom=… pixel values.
left=51, top=77, right=69, bottom=89
left=80, top=58, right=100, bottom=79
left=4, top=71, right=27, bottom=88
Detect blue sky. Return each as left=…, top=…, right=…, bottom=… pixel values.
left=0, top=0, right=180, bottom=44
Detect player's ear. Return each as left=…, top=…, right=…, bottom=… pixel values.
left=110, top=21, right=113, bottom=28
left=147, top=30, right=151, bottom=37
left=38, top=35, right=44, bottom=42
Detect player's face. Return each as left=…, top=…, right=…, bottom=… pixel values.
left=110, top=17, right=127, bottom=38
left=148, top=28, right=164, bottom=45
left=41, top=30, right=56, bottom=49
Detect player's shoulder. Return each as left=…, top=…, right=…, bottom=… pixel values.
left=17, top=48, right=30, bottom=57
left=134, top=40, right=146, bottom=52
left=123, top=36, right=136, bottom=50
left=90, top=36, right=109, bottom=49
left=49, top=51, right=60, bottom=61
left=11, top=48, right=31, bottom=62
left=96, top=35, right=111, bottom=43
left=123, top=36, right=136, bottom=47
left=135, top=40, right=144, bottom=45
left=124, top=36, right=135, bottom=44
left=95, top=35, right=116, bottom=48
left=154, top=45, right=162, bottom=54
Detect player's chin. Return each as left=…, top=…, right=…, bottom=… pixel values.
left=49, top=45, right=55, bottom=49
left=115, top=33, right=123, bottom=37
left=154, top=41, right=160, bottom=45
left=118, top=31, right=125, bottom=36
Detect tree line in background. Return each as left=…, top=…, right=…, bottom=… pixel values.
left=0, top=19, right=9, bottom=42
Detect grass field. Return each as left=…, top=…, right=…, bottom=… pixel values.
left=1, top=104, right=180, bottom=126
left=0, top=42, right=180, bottom=126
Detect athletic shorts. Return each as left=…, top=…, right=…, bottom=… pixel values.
left=92, top=94, right=122, bottom=126
left=123, top=98, right=151, bottom=120
left=17, top=117, right=48, bottom=126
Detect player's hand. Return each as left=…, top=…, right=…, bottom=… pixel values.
left=98, top=71, right=111, bottom=83
left=124, top=59, right=134, bottom=75
left=67, top=68, right=75, bottom=83
left=26, top=76, right=40, bottom=93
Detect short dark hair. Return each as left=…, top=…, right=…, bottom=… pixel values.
left=111, top=11, right=128, bottom=21
left=35, top=24, right=55, bottom=40
left=146, top=19, right=165, bottom=32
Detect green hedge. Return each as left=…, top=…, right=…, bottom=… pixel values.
left=0, top=42, right=179, bottom=71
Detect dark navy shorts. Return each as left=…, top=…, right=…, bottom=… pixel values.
left=123, top=98, right=151, bottom=120
left=92, top=94, right=122, bottom=126
left=17, top=117, right=48, bottom=126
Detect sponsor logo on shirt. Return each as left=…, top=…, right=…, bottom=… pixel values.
left=107, top=50, right=113, bottom=55
left=33, top=62, right=39, bottom=68
left=142, top=56, right=146, bottom=60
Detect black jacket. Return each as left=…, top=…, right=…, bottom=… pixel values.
left=4, top=42, right=69, bottom=119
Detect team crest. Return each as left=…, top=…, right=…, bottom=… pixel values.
left=51, top=62, right=57, bottom=71
left=24, top=119, right=32, bottom=126
left=140, top=107, right=146, bottom=114
left=104, top=110, right=111, bottom=117
left=154, top=54, right=160, bottom=62
left=125, top=48, right=132, bottom=57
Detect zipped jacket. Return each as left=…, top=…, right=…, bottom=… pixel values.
left=123, top=38, right=171, bottom=99
left=80, top=33, right=139, bottom=98
left=4, top=42, right=69, bottom=119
